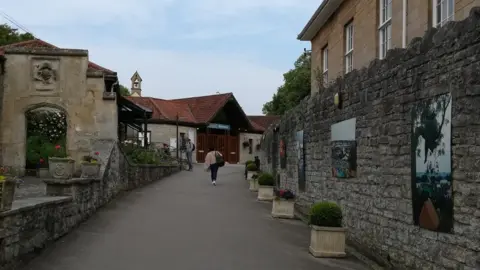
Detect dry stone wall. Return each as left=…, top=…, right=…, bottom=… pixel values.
left=260, top=8, right=480, bottom=270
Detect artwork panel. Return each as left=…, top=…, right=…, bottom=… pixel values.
left=331, top=140, right=357, bottom=178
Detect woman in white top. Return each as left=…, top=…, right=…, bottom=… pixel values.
left=204, top=146, right=223, bottom=186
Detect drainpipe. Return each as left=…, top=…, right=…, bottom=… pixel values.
left=402, top=0, right=407, bottom=48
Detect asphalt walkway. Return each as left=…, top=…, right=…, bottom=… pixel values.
left=22, top=164, right=371, bottom=270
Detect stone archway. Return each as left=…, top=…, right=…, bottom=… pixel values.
left=24, top=105, right=67, bottom=176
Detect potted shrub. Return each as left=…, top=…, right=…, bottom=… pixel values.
left=247, top=163, right=259, bottom=191
left=245, top=160, right=254, bottom=179
left=308, top=201, right=346, bottom=258
left=37, top=158, right=50, bottom=178
left=257, top=173, right=275, bottom=201
left=271, top=188, right=295, bottom=219
left=48, top=144, right=75, bottom=179
left=0, top=167, right=20, bottom=212
left=81, top=151, right=101, bottom=178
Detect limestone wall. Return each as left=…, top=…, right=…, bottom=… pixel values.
left=0, top=49, right=118, bottom=174
left=260, top=8, right=480, bottom=270
left=238, top=132, right=262, bottom=164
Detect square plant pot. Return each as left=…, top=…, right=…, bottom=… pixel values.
left=249, top=179, right=258, bottom=191
left=0, top=179, right=16, bottom=212
left=81, top=163, right=101, bottom=178
left=48, top=157, right=75, bottom=179
left=271, top=199, right=295, bottom=219
left=37, top=168, right=50, bottom=178
left=247, top=171, right=257, bottom=180
left=257, top=185, right=274, bottom=201
left=309, top=225, right=347, bottom=258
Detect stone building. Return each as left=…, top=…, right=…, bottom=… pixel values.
left=125, top=73, right=279, bottom=164
left=0, top=39, right=150, bottom=175
left=299, top=0, right=480, bottom=94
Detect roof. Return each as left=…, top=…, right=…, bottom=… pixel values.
left=131, top=71, right=142, bottom=81
left=297, top=0, right=345, bottom=41
left=127, top=93, right=232, bottom=124
left=0, top=39, right=115, bottom=74
left=247, top=115, right=281, bottom=132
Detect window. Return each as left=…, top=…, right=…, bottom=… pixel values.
left=322, top=47, right=328, bottom=87
left=433, top=0, right=454, bottom=27
left=179, top=132, right=186, bottom=150
left=138, top=131, right=151, bottom=147
left=379, top=0, right=392, bottom=59
left=345, top=22, right=354, bottom=74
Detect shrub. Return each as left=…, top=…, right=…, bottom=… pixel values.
left=309, top=202, right=343, bottom=227
left=245, top=160, right=254, bottom=165
left=257, top=173, right=274, bottom=186
left=246, top=163, right=257, bottom=171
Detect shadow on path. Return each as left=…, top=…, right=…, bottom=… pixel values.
left=21, top=164, right=371, bottom=270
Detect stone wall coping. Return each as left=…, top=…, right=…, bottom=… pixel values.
left=311, top=225, right=347, bottom=232
left=86, top=69, right=104, bottom=78
left=49, top=157, right=75, bottom=163
left=43, top=178, right=100, bottom=185
left=0, top=196, right=72, bottom=218
left=131, top=163, right=179, bottom=168
left=3, top=47, right=88, bottom=57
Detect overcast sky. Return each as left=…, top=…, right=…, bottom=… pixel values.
left=1, top=0, right=319, bottom=114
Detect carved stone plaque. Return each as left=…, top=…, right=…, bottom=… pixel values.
left=32, top=58, right=59, bottom=91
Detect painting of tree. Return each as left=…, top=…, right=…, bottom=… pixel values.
left=411, top=93, right=453, bottom=233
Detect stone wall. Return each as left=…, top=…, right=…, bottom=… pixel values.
left=0, top=141, right=179, bottom=269
left=238, top=132, right=262, bottom=164
left=260, top=9, right=480, bottom=270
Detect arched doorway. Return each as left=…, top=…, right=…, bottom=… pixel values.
left=25, top=106, right=67, bottom=176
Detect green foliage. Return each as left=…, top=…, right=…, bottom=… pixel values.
left=119, top=84, right=130, bottom=96
left=257, top=172, right=274, bottom=186
left=246, top=163, right=258, bottom=171
left=262, top=51, right=311, bottom=115
left=309, top=202, right=343, bottom=227
left=245, top=160, right=254, bottom=165
left=26, top=135, right=55, bottom=166
left=121, top=141, right=175, bottom=165
left=0, top=24, right=34, bottom=46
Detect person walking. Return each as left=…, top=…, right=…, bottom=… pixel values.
left=185, top=138, right=195, bottom=171
left=204, top=146, right=224, bottom=186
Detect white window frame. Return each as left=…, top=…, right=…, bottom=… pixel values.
left=322, top=47, right=328, bottom=87
left=379, top=0, right=392, bottom=59
left=345, top=22, right=354, bottom=74
left=432, top=0, right=454, bottom=28
left=138, top=131, right=151, bottom=147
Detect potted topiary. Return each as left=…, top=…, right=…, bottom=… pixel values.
left=81, top=151, right=101, bottom=178
left=48, top=144, right=75, bottom=179
left=271, top=188, right=295, bottom=219
left=247, top=163, right=259, bottom=191
left=245, top=160, right=254, bottom=179
left=308, top=201, right=346, bottom=258
left=257, top=172, right=275, bottom=201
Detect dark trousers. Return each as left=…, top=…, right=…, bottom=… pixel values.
left=210, top=163, right=219, bottom=181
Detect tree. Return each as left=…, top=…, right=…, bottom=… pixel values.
left=262, top=51, right=311, bottom=115
left=0, top=24, right=34, bottom=46
left=119, top=84, right=130, bottom=96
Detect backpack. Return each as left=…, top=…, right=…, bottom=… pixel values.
left=215, top=151, right=225, bottom=167
left=191, top=143, right=195, bottom=151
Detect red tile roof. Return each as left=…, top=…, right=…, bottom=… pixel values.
left=248, top=115, right=281, bottom=132
left=128, top=93, right=280, bottom=132
left=0, top=39, right=115, bottom=74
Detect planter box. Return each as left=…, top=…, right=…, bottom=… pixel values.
left=257, top=185, right=274, bottom=201
left=37, top=168, right=50, bottom=178
left=249, top=179, right=258, bottom=191
left=271, top=198, right=295, bottom=219
left=247, top=171, right=257, bottom=180
left=0, top=179, right=16, bottom=212
left=48, top=157, right=75, bottom=179
left=309, top=225, right=347, bottom=258
left=81, top=163, right=101, bottom=178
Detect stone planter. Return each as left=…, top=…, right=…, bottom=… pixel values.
left=309, top=225, right=347, bottom=258
left=257, top=185, right=274, bottom=201
left=37, top=168, right=50, bottom=178
left=48, top=157, right=75, bottom=179
left=0, top=179, right=16, bottom=212
left=249, top=179, right=258, bottom=191
left=81, top=163, right=101, bottom=178
left=247, top=171, right=257, bottom=180
left=271, top=198, right=295, bottom=219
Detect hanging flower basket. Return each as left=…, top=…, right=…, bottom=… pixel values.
left=242, top=141, right=250, bottom=148
left=256, top=143, right=261, bottom=150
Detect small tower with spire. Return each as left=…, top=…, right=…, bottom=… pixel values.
left=130, top=71, right=142, bottom=96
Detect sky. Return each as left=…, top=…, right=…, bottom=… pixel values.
left=1, top=0, right=320, bottom=115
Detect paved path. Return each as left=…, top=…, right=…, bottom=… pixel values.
left=22, top=165, right=371, bottom=270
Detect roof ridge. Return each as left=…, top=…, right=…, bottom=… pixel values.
left=170, top=92, right=233, bottom=101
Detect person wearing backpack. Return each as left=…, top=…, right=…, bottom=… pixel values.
left=204, top=146, right=225, bottom=186
left=185, top=138, right=195, bottom=171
